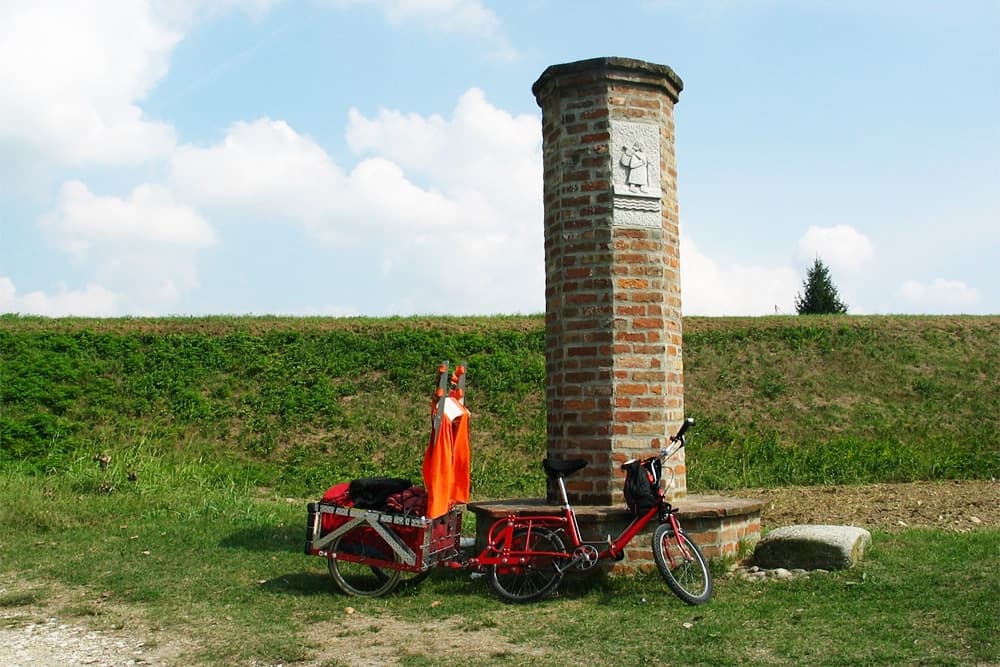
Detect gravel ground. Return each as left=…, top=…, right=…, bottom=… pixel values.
left=2, top=479, right=996, bottom=666
left=0, top=617, right=169, bottom=667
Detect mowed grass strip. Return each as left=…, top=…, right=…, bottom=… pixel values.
left=1, top=465, right=997, bottom=666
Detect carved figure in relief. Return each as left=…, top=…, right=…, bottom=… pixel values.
left=620, top=142, right=649, bottom=192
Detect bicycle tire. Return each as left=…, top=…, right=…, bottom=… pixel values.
left=372, top=565, right=432, bottom=588
left=652, top=524, right=713, bottom=605
left=489, top=527, right=566, bottom=603
left=327, top=534, right=402, bottom=597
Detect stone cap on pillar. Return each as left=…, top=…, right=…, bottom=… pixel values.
left=532, top=56, right=684, bottom=105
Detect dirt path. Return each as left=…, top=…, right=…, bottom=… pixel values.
left=748, top=479, right=999, bottom=532
left=2, top=480, right=997, bottom=666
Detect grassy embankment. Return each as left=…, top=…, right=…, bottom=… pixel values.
left=1, top=314, right=997, bottom=665
left=2, top=314, right=997, bottom=496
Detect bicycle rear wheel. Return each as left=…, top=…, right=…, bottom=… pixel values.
left=652, top=524, right=712, bottom=605
left=489, top=527, right=566, bottom=603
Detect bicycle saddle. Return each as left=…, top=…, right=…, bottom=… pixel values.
left=542, top=458, right=587, bottom=478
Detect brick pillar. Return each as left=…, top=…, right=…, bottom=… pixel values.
left=533, top=57, right=686, bottom=505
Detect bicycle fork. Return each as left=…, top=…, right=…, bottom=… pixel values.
left=662, top=512, right=695, bottom=566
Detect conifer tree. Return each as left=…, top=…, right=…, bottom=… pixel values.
left=795, top=258, right=848, bottom=314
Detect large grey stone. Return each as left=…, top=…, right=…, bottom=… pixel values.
left=750, top=525, right=871, bottom=571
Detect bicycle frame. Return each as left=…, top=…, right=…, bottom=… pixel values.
left=466, top=514, right=568, bottom=570
left=549, top=468, right=686, bottom=566
left=469, top=472, right=687, bottom=573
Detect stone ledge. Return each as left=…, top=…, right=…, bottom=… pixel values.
left=675, top=494, right=765, bottom=520
left=467, top=494, right=763, bottom=523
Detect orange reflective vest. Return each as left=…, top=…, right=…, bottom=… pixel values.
left=422, top=395, right=471, bottom=518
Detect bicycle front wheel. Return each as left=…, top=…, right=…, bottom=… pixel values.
left=489, top=527, right=566, bottom=603
left=652, top=524, right=712, bottom=605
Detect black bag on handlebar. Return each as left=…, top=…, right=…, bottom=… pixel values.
left=622, top=458, right=663, bottom=515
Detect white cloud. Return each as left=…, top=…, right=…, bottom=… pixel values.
left=346, top=88, right=541, bottom=206
left=681, top=235, right=799, bottom=315
left=170, top=118, right=475, bottom=244
left=0, top=0, right=284, bottom=167
left=171, top=119, right=345, bottom=222
left=170, top=90, right=544, bottom=314
left=898, top=278, right=981, bottom=312
left=327, top=0, right=516, bottom=60
left=45, top=180, right=216, bottom=258
left=0, top=277, right=120, bottom=317
left=35, top=180, right=216, bottom=314
left=343, top=91, right=544, bottom=313
left=0, top=0, right=179, bottom=164
left=0, top=0, right=293, bottom=317
left=796, top=225, right=874, bottom=273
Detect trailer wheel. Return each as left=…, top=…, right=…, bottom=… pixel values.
left=372, top=565, right=432, bottom=588
left=327, top=535, right=401, bottom=597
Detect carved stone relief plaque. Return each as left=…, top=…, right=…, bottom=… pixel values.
left=611, top=120, right=661, bottom=228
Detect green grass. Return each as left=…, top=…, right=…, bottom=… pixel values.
left=2, top=315, right=998, bottom=499
left=683, top=315, right=1000, bottom=490
left=1, top=314, right=998, bottom=663
left=0, top=315, right=549, bottom=499
left=1, top=464, right=996, bottom=665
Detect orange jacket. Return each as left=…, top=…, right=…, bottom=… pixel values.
left=422, top=394, right=471, bottom=518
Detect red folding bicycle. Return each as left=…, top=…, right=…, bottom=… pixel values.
left=469, top=416, right=712, bottom=604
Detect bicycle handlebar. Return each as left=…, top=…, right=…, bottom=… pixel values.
left=661, top=417, right=694, bottom=460
left=672, top=417, right=694, bottom=441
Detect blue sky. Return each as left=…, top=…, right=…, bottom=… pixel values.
left=1, top=0, right=997, bottom=317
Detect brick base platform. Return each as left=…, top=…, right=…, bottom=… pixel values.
left=467, top=494, right=762, bottom=573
